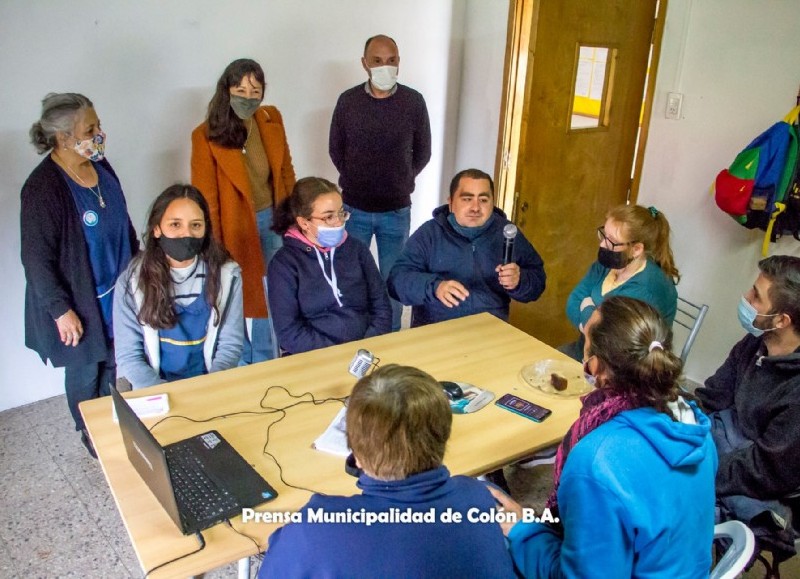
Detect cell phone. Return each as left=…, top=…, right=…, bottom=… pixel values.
left=495, top=393, right=551, bottom=422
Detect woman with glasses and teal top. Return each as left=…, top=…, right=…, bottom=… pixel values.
left=561, top=204, right=680, bottom=361
left=268, top=177, right=392, bottom=355
left=191, top=58, right=296, bottom=365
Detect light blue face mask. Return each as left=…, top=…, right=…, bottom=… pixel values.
left=583, top=358, right=597, bottom=387
left=737, top=295, right=780, bottom=337
left=316, top=224, right=345, bottom=248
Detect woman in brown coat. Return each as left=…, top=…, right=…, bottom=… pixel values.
left=191, top=58, right=296, bottom=363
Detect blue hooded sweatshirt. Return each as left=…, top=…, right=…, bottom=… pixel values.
left=507, top=401, right=718, bottom=578
left=259, top=466, right=515, bottom=578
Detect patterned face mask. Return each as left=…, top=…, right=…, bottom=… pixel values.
left=72, top=131, right=106, bottom=162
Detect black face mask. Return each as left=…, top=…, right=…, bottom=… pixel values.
left=159, top=236, right=204, bottom=262
left=597, top=246, right=632, bottom=270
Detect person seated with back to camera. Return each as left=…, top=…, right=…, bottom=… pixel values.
left=561, top=204, right=679, bottom=361
left=258, top=364, right=515, bottom=578
left=113, top=184, right=243, bottom=389
left=696, top=255, right=800, bottom=562
left=387, top=168, right=545, bottom=327
left=267, top=177, right=391, bottom=355
left=490, top=296, right=717, bottom=578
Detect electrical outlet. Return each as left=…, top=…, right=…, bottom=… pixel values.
left=666, top=92, right=683, bottom=120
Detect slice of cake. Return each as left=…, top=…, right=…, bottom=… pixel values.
left=550, top=373, right=568, bottom=391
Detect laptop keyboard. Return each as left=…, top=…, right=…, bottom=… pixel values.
left=166, top=445, right=239, bottom=522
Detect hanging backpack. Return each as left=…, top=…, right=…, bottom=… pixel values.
left=714, top=106, right=800, bottom=255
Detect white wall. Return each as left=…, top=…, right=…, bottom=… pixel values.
left=454, top=0, right=509, bottom=183
left=638, top=0, right=800, bottom=383
left=0, top=0, right=467, bottom=411
left=7, top=0, right=793, bottom=410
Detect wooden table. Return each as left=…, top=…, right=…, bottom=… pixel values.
left=81, top=313, right=583, bottom=578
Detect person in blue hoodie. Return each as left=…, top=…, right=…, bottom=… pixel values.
left=387, top=168, right=545, bottom=327
left=259, top=364, right=515, bottom=578
left=490, top=296, right=718, bottom=578
left=268, top=177, right=391, bottom=354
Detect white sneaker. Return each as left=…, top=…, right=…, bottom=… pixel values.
left=517, top=446, right=557, bottom=469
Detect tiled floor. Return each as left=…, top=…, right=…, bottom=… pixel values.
left=0, top=394, right=253, bottom=578
left=1, top=394, right=796, bottom=578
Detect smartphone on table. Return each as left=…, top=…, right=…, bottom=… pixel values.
left=495, top=393, right=551, bottom=422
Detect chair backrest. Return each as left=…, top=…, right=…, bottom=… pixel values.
left=710, top=520, right=756, bottom=579
left=672, top=296, right=709, bottom=364
left=262, top=275, right=282, bottom=359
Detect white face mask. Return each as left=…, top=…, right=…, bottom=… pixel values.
left=369, top=65, right=398, bottom=92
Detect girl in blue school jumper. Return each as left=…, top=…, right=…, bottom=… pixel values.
left=113, top=184, right=244, bottom=389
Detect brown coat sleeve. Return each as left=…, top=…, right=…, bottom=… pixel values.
left=190, top=124, right=223, bottom=242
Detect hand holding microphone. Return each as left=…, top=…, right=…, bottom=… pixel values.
left=497, top=224, right=520, bottom=290
left=502, top=224, right=517, bottom=265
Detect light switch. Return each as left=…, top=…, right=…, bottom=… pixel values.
left=666, top=92, right=683, bottom=120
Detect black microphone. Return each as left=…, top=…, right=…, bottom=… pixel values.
left=502, top=224, right=518, bottom=265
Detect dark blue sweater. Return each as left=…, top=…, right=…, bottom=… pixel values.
left=329, top=83, right=431, bottom=212
left=259, top=466, right=515, bottom=578
left=267, top=234, right=391, bottom=354
left=388, top=205, right=546, bottom=327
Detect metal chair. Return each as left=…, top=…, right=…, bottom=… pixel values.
left=711, top=520, right=756, bottom=579
left=262, top=275, right=282, bottom=359
left=673, top=296, right=709, bottom=364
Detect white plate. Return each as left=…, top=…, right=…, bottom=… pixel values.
left=519, top=359, right=593, bottom=398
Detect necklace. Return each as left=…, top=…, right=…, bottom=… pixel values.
left=59, top=156, right=106, bottom=209
left=242, top=118, right=253, bottom=154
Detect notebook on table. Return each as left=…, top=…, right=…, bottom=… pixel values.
left=111, top=387, right=277, bottom=535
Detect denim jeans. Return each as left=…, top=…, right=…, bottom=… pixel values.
left=241, top=206, right=281, bottom=364
left=344, top=205, right=410, bottom=332
left=64, top=342, right=115, bottom=431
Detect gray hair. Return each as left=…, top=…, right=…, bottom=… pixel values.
left=29, top=93, right=94, bottom=154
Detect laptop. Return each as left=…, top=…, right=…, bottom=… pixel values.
left=111, top=387, right=277, bottom=535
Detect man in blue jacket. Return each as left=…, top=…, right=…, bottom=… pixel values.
left=388, top=168, right=545, bottom=327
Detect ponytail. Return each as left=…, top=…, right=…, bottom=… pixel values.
left=607, top=204, right=680, bottom=284
left=588, top=296, right=684, bottom=418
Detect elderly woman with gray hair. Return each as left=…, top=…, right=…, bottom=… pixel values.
left=20, top=93, right=137, bottom=457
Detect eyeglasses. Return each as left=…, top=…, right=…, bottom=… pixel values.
left=310, top=209, right=351, bottom=227
left=596, top=226, right=636, bottom=250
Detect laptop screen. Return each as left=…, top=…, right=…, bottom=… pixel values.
left=111, top=388, right=186, bottom=532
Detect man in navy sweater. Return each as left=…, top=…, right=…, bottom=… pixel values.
left=388, top=168, right=546, bottom=327
left=329, top=34, right=431, bottom=332
left=259, top=364, right=514, bottom=578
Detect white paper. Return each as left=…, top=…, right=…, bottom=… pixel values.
left=313, top=407, right=351, bottom=457
left=111, top=393, right=170, bottom=422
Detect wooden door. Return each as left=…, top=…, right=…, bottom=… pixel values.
left=507, top=0, right=660, bottom=347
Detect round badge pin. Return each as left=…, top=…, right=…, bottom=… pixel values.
left=83, top=210, right=99, bottom=227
